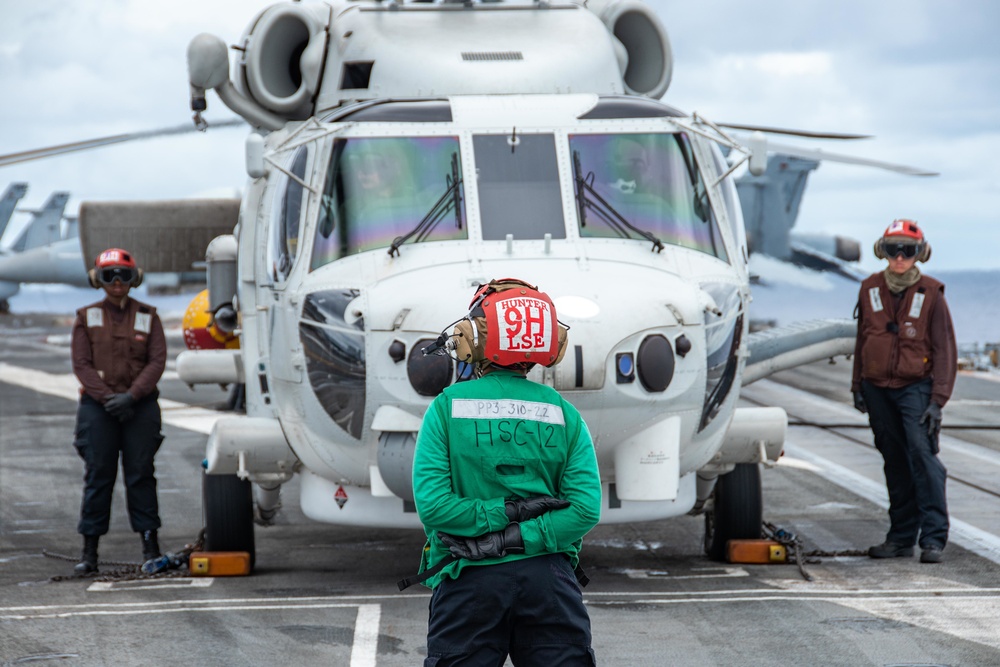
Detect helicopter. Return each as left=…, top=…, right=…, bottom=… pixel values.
left=6, top=0, right=934, bottom=565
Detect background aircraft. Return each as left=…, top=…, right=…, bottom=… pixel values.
left=735, top=154, right=866, bottom=281
left=0, top=186, right=74, bottom=311
left=0, top=183, right=29, bottom=242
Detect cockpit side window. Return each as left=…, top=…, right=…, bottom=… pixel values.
left=473, top=134, right=566, bottom=241
left=311, top=136, right=467, bottom=269
left=569, top=132, right=729, bottom=261
left=710, top=146, right=746, bottom=259
left=268, top=146, right=309, bottom=283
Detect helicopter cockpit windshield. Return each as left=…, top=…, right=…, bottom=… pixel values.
left=311, top=136, right=468, bottom=269
left=570, top=132, right=729, bottom=261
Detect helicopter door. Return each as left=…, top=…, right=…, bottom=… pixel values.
left=267, top=145, right=311, bottom=384
left=473, top=134, right=566, bottom=241
left=267, top=146, right=309, bottom=284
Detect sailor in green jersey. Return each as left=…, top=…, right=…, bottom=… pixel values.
left=411, top=278, right=602, bottom=666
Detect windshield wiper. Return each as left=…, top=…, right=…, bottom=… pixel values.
left=674, top=135, right=710, bottom=223
left=388, top=153, right=463, bottom=257
left=572, top=150, right=664, bottom=253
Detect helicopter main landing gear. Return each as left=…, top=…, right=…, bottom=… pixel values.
left=203, top=471, right=256, bottom=570
left=703, top=463, right=763, bottom=561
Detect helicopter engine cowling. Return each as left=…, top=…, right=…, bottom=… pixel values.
left=234, top=2, right=331, bottom=119
left=584, top=0, right=673, bottom=98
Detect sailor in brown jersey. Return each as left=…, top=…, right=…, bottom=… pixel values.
left=852, top=220, right=957, bottom=564
left=70, top=249, right=166, bottom=573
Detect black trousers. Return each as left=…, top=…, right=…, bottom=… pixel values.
left=425, top=553, right=596, bottom=667
left=74, top=394, right=164, bottom=536
left=862, top=378, right=949, bottom=549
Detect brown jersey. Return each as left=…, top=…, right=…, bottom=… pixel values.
left=852, top=272, right=957, bottom=406
left=71, top=297, right=167, bottom=402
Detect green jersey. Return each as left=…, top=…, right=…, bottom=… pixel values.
left=412, top=369, right=602, bottom=589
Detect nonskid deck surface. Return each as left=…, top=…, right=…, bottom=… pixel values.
left=2, top=318, right=1000, bottom=666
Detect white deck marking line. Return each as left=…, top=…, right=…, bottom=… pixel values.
left=4, top=600, right=385, bottom=663
left=585, top=587, right=1000, bottom=597
left=0, top=601, right=377, bottom=619
left=5, top=587, right=999, bottom=617
left=785, top=442, right=1000, bottom=566
left=587, top=594, right=1000, bottom=606
left=756, top=377, right=1000, bottom=466
left=617, top=567, right=748, bottom=580
left=351, top=604, right=381, bottom=667
left=87, top=578, right=214, bottom=592
left=835, top=597, right=1000, bottom=652
left=0, top=362, right=221, bottom=434
left=0, top=594, right=430, bottom=613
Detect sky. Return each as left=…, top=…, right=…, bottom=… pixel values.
left=0, top=0, right=998, bottom=271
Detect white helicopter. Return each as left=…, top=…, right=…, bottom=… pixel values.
left=38, top=0, right=932, bottom=565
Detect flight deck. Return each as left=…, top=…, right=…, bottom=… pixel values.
left=2, top=314, right=1000, bottom=666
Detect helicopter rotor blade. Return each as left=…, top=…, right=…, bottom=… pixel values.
left=735, top=134, right=939, bottom=176
left=0, top=118, right=246, bottom=168
left=716, top=122, right=872, bottom=140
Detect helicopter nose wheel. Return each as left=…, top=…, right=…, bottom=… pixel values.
left=203, top=471, right=256, bottom=570
left=703, top=463, right=763, bottom=561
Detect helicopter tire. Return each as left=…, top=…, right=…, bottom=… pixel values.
left=203, top=471, right=256, bottom=570
left=703, top=463, right=763, bottom=562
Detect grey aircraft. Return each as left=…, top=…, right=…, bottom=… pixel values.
left=0, top=186, right=75, bottom=311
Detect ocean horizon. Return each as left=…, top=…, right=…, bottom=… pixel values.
left=749, top=258, right=999, bottom=347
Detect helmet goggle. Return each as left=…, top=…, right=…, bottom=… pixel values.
left=99, top=266, right=135, bottom=285
left=878, top=240, right=922, bottom=260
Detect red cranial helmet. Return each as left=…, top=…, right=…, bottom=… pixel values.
left=883, top=218, right=924, bottom=243
left=874, top=219, right=931, bottom=262
left=88, top=248, right=144, bottom=288
left=452, top=278, right=568, bottom=371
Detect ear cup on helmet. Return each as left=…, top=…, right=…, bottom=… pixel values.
left=452, top=318, right=488, bottom=363
left=873, top=240, right=886, bottom=260
left=552, top=324, right=569, bottom=366
left=919, top=243, right=931, bottom=262
left=132, top=268, right=144, bottom=288
left=88, top=268, right=100, bottom=289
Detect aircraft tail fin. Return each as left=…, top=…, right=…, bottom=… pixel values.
left=735, top=155, right=819, bottom=260
left=0, top=183, right=29, bottom=244
left=10, top=191, right=70, bottom=252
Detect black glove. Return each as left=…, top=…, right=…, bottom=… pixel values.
left=853, top=391, right=867, bottom=414
left=920, top=402, right=943, bottom=438
left=105, top=392, right=136, bottom=421
left=438, top=523, right=524, bottom=561
left=504, top=496, right=570, bottom=523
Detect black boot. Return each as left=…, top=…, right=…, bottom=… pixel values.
left=141, top=530, right=161, bottom=562
left=74, top=535, right=99, bottom=574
